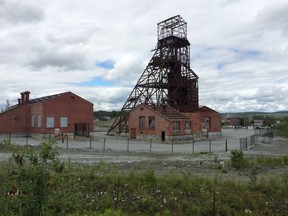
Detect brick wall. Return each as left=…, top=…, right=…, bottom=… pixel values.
left=0, top=92, right=94, bottom=136
left=129, top=104, right=195, bottom=140
left=0, top=105, right=30, bottom=133
left=129, top=104, right=170, bottom=140
left=32, top=92, right=93, bottom=135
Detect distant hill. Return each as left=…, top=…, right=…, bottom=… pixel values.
left=94, top=110, right=120, bottom=121
left=94, top=110, right=288, bottom=120
left=221, top=111, right=288, bottom=118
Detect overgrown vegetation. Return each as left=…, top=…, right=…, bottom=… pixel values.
left=230, top=149, right=249, bottom=170
left=275, top=117, right=288, bottom=138
left=0, top=138, right=18, bottom=152
left=1, top=144, right=288, bottom=215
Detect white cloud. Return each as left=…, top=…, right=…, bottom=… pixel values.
left=0, top=0, right=288, bottom=112
left=0, top=0, right=44, bottom=25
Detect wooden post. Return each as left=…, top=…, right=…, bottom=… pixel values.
left=246, top=137, right=248, bottom=150
left=225, top=139, right=228, bottom=152
left=209, top=139, right=211, bottom=153
left=192, top=139, right=195, bottom=154
left=26, top=133, right=28, bottom=145
left=149, top=139, right=152, bottom=153
left=66, top=136, right=68, bottom=149
left=127, top=138, right=130, bottom=152
left=103, top=138, right=106, bottom=152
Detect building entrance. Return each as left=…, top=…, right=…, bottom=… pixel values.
left=74, top=123, right=89, bottom=137
left=161, top=131, right=165, bottom=142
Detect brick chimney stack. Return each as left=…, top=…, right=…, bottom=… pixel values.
left=20, top=91, right=30, bottom=105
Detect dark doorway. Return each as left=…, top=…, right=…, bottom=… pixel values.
left=130, top=128, right=136, bottom=139
left=74, top=123, right=89, bottom=137
left=161, top=131, right=165, bottom=142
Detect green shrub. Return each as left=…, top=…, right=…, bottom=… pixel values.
left=230, top=149, right=248, bottom=170
left=1, top=145, right=288, bottom=215
left=1, top=137, right=64, bottom=215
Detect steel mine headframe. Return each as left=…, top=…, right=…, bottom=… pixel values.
left=108, top=15, right=199, bottom=135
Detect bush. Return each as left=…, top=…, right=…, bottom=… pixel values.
left=230, top=150, right=248, bottom=170
left=1, top=138, right=65, bottom=215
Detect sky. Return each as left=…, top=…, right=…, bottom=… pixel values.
left=0, top=0, right=288, bottom=113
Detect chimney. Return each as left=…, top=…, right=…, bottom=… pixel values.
left=20, top=92, right=25, bottom=105
left=25, top=91, right=30, bottom=103
left=20, top=91, right=30, bottom=105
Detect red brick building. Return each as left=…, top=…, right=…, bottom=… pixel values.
left=0, top=91, right=93, bottom=137
left=128, top=103, right=221, bottom=141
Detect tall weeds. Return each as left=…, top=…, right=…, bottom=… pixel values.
left=1, top=145, right=288, bottom=215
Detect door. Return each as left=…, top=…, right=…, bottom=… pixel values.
left=161, top=131, right=165, bottom=142
left=130, top=128, right=136, bottom=139
left=74, top=123, right=89, bottom=137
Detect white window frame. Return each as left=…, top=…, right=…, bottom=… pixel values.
left=46, top=117, right=54, bottom=128
left=31, top=115, right=35, bottom=127
left=173, top=121, right=180, bottom=135
left=37, top=115, right=42, bottom=128
left=60, top=117, right=68, bottom=128
left=139, top=116, right=145, bottom=129
left=149, top=116, right=155, bottom=129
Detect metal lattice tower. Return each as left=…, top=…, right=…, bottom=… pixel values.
left=108, top=15, right=199, bottom=134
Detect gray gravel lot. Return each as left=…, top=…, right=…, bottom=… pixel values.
left=1, top=128, right=277, bottom=164
left=2, top=128, right=288, bottom=182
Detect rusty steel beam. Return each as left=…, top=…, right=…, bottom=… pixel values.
left=108, top=15, right=199, bottom=135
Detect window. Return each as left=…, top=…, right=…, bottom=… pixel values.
left=185, top=121, right=191, bottom=129
left=205, top=117, right=211, bottom=128
left=46, top=117, right=54, bottom=128
left=60, top=117, right=68, bottom=128
left=37, top=115, right=42, bottom=128
left=31, top=115, right=35, bottom=127
left=139, top=116, right=145, bottom=129
left=149, top=116, right=155, bottom=129
left=185, top=121, right=191, bottom=134
left=173, top=121, right=180, bottom=135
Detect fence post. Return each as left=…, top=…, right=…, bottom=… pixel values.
left=239, top=138, right=241, bottom=149
left=209, top=139, right=211, bottom=153
left=103, top=138, right=106, bottom=152
left=225, top=139, right=228, bottom=152
left=246, top=137, right=248, bottom=150
left=171, top=139, right=174, bottom=154
left=127, top=138, right=130, bottom=152
left=26, top=133, right=28, bottom=145
left=192, top=139, right=195, bottom=154
left=66, top=136, right=68, bottom=149
left=149, top=139, right=152, bottom=153
left=89, top=136, right=92, bottom=149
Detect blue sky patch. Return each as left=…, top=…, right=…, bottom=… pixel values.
left=96, top=60, right=114, bottom=70
left=231, top=49, right=260, bottom=58
left=80, top=78, right=114, bottom=87
left=216, top=63, right=224, bottom=70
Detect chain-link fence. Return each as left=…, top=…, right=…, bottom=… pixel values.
left=1, top=132, right=251, bottom=154
left=240, top=131, right=274, bottom=150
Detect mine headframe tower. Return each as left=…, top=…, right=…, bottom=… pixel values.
left=108, top=15, right=199, bottom=134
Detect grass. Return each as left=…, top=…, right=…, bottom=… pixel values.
left=1, top=161, right=288, bottom=215
left=1, top=142, right=288, bottom=215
